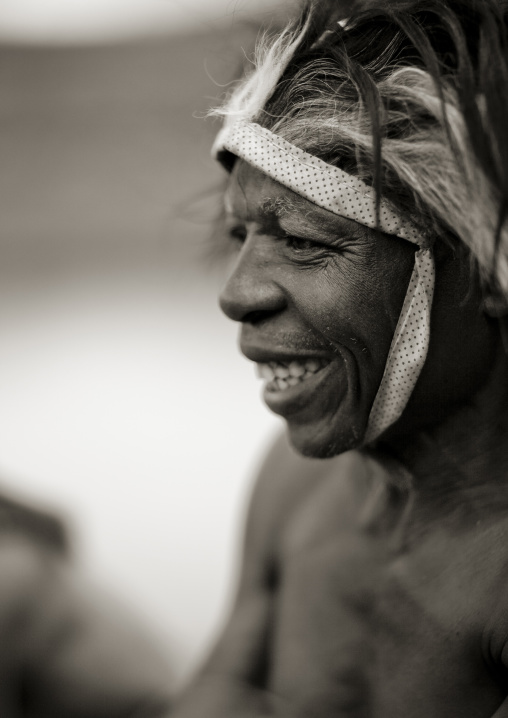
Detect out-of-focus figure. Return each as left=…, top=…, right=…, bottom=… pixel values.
left=0, top=490, right=172, bottom=717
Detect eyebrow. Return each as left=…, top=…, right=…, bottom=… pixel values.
left=259, top=195, right=305, bottom=218
left=224, top=185, right=365, bottom=238
left=223, top=187, right=309, bottom=219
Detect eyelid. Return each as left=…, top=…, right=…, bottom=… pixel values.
left=287, top=235, right=326, bottom=250
left=279, top=230, right=329, bottom=249
left=278, top=218, right=347, bottom=245
left=279, top=216, right=364, bottom=244
left=279, top=222, right=322, bottom=240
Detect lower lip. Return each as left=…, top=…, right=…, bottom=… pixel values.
left=261, top=359, right=345, bottom=418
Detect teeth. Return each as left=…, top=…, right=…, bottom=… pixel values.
left=257, top=364, right=275, bottom=380
left=304, top=359, right=321, bottom=372
left=274, top=365, right=290, bottom=379
left=288, top=361, right=305, bottom=377
left=256, top=358, right=327, bottom=391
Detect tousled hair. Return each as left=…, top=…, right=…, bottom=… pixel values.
left=213, top=0, right=508, bottom=295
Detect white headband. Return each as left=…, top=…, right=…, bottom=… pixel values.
left=214, top=121, right=435, bottom=443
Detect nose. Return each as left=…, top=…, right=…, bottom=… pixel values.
left=219, top=236, right=286, bottom=323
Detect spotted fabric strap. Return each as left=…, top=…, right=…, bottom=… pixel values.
left=363, top=248, right=434, bottom=442
left=213, top=120, right=435, bottom=442
left=214, top=121, right=430, bottom=247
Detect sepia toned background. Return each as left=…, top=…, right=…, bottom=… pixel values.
left=0, top=0, right=295, bottom=686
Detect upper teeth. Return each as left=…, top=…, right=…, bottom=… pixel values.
left=256, top=359, right=327, bottom=389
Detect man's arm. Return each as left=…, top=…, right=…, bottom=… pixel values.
left=172, top=430, right=335, bottom=718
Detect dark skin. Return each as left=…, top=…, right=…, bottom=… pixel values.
left=174, top=162, right=508, bottom=718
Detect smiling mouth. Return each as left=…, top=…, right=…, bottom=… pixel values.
left=257, top=358, right=330, bottom=392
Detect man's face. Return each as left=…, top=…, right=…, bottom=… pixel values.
left=219, top=161, right=416, bottom=457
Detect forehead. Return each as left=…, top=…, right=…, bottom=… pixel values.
left=225, top=160, right=306, bottom=214
left=225, top=159, right=364, bottom=236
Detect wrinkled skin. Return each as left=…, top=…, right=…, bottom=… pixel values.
left=174, top=163, right=508, bottom=718
left=219, top=162, right=417, bottom=456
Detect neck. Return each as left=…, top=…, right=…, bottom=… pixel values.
left=377, top=344, right=508, bottom=525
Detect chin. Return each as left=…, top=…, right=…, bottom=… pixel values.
left=285, top=418, right=363, bottom=459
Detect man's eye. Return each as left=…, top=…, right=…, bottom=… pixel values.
left=228, top=226, right=247, bottom=243
left=284, top=236, right=319, bottom=252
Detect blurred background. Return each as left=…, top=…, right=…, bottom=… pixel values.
left=0, top=0, right=294, bottom=687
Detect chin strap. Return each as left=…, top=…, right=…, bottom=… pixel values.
left=363, top=247, right=434, bottom=442
left=213, top=121, right=435, bottom=443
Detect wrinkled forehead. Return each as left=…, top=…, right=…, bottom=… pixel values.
left=225, top=159, right=304, bottom=211
left=225, top=159, right=369, bottom=237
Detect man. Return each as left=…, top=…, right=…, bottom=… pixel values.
left=175, top=0, right=508, bottom=715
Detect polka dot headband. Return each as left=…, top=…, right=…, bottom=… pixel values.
left=213, top=120, right=435, bottom=443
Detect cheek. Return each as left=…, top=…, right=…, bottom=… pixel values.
left=290, top=245, right=415, bottom=359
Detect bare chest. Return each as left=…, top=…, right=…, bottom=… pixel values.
left=268, top=492, right=508, bottom=718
